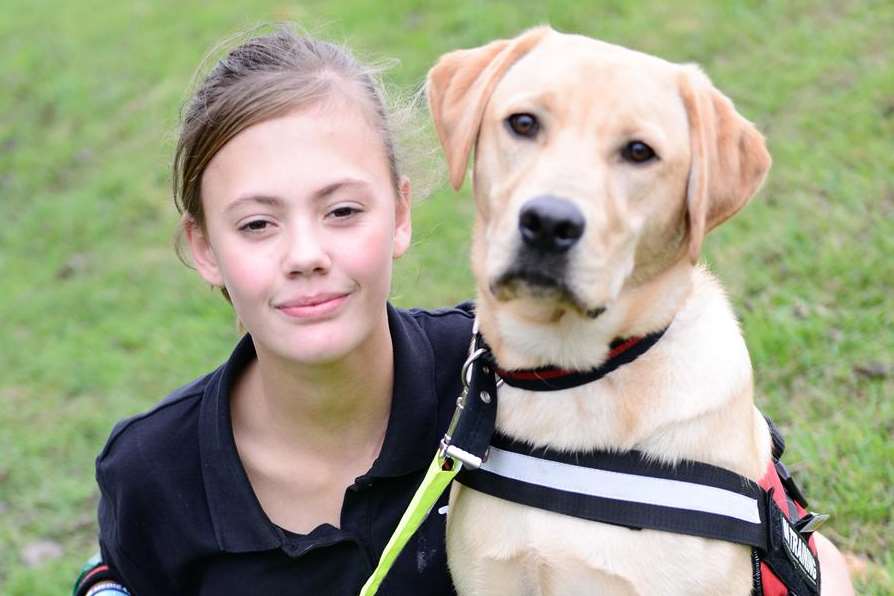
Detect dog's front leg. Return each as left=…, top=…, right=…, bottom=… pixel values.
left=446, top=484, right=533, bottom=596
left=448, top=547, right=639, bottom=596
left=447, top=553, right=533, bottom=596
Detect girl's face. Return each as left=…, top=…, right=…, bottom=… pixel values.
left=187, top=100, right=411, bottom=365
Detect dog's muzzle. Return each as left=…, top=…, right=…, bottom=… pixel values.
left=490, top=195, right=604, bottom=317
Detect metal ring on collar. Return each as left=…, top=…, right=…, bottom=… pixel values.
left=461, top=347, right=490, bottom=389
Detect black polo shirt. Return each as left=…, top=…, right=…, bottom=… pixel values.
left=96, top=303, right=474, bottom=595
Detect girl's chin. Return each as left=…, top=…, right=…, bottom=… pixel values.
left=265, top=323, right=372, bottom=365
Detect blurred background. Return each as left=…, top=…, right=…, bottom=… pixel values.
left=1, top=1, right=891, bottom=593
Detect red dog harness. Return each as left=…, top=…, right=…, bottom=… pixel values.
left=755, top=431, right=823, bottom=595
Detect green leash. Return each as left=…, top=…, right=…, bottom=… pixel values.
left=360, top=318, right=485, bottom=595
left=358, top=454, right=461, bottom=596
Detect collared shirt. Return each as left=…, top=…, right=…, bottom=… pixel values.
left=96, top=303, right=474, bottom=595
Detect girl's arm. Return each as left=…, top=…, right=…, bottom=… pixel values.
left=815, top=532, right=855, bottom=595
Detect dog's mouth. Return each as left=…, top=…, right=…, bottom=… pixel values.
left=490, top=269, right=606, bottom=320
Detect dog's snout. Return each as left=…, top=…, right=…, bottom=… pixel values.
left=518, top=196, right=585, bottom=253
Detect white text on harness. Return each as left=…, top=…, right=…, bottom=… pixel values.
left=781, top=512, right=817, bottom=584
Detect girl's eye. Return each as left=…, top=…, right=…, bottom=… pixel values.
left=239, top=220, right=271, bottom=232
left=329, top=206, right=360, bottom=219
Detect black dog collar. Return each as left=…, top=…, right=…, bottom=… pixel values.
left=440, top=326, right=668, bottom=470
left=494, top=327, right=668, bottom=391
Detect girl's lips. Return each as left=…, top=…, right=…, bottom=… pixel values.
left=276, top=293, right=350, bottom=319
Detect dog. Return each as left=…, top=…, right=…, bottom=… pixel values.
left=427, top=26, right=776, bottom=595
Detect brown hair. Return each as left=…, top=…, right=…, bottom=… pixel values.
left=173, top=26, right=411, bottom=279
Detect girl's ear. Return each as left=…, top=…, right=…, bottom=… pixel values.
left=393, top=176, right=413, bottom=259
left=184, top=216, right=225, bottom=287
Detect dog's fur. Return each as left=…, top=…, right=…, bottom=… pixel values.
left=427, top=27, right=774, bottom=595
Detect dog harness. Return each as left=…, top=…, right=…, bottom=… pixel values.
left=360, top=324, right=825, bottom=596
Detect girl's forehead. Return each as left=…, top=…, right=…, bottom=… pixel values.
left=201, top=102, right=392, bottom=206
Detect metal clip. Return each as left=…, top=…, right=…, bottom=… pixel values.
left=443, top=444, right=483, bottom=469
left=462, top=347, right=489, bottom=389
left=795, top=512, right=830, bottom=534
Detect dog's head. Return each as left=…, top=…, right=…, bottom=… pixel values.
left=428, top=27, right=770, bottom=363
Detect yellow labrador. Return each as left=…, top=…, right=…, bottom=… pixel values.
left=428, top=27, right=774, bottom=595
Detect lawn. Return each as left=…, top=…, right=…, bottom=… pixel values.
left=0, top=0, right=891, bottom=593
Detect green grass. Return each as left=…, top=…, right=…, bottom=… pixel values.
left=1, top=0, right=892, bottom=593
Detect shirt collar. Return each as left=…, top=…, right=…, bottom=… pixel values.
left=368, top=303, right=439, bottom=478
left=199, top=303, right=439, bottom=553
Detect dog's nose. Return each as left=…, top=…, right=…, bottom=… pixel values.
left=518, top=196, right=585, bottom=253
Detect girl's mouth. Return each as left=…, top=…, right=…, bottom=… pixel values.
left=275, top=292, right=351, bottom=319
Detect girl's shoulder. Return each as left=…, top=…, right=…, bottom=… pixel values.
left=99, top=373, right=211, bottom=466
left=404, top=301, right=475, bottom=350
left=97, top=335, right=252, bottom=486
left=393, top=303, right=475, bottom=428
left=97, top=372, right=212, bottom=482
left=95, top=355, right=240, bottom=586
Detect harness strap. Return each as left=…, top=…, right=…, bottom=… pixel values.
left=457, top=433, right=822, bottom=596
left=440, top=333, right=499, bottom=469
left=457, top=433, right=769, bottom=549
left=757, top=460, right=822, bottom=595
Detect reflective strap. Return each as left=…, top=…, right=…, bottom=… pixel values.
left=358, top=455, right=460, bottom=596
left=458, top=436, right=770, bottom=549
left=481, top=445, right=763, bottom=524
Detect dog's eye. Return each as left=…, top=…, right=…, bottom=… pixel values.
left=506, top=113, right=540, bottom=138
left=621, top=141, right=657, bottom=163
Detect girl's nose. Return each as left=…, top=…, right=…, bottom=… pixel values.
left=282, top=222, right=331, bottom=277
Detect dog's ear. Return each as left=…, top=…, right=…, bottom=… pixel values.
left=427, top=26, right=550, bottom=190
left=678, top=65, right=772, bottom=262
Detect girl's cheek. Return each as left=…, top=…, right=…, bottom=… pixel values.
left=340, top=223, right=395, bottom=274
left=220, top=247, right=276, bottom=296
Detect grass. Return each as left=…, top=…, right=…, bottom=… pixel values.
left=1, top=0, right=891, bottom=593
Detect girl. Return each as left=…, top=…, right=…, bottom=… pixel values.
left=77, top=25, right=853, bottom=596
left=78, top=26, right=470, bottom=595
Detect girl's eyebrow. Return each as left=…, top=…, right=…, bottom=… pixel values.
left=225, top=195, right=283, bottom=213
left=313, top=177, right=369, bottom=199
left=225, top=178, right=370, bottom=213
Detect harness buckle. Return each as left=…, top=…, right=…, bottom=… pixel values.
left=794, top=512, right=829, bottom=534
left=441, top=443, right=484, bottom=469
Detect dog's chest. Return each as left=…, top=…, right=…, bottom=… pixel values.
left=447, top=322, right=766, bottom=593
left=446, top=273, right=770, bottom=594
left=447, top=485, right=755, bottom=595
left=493, top=361, right=742, bottom=457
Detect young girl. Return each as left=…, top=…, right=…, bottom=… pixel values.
left=78, top=25, right=853, bottom=596
left=77, top=27, right=471, bottom=595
